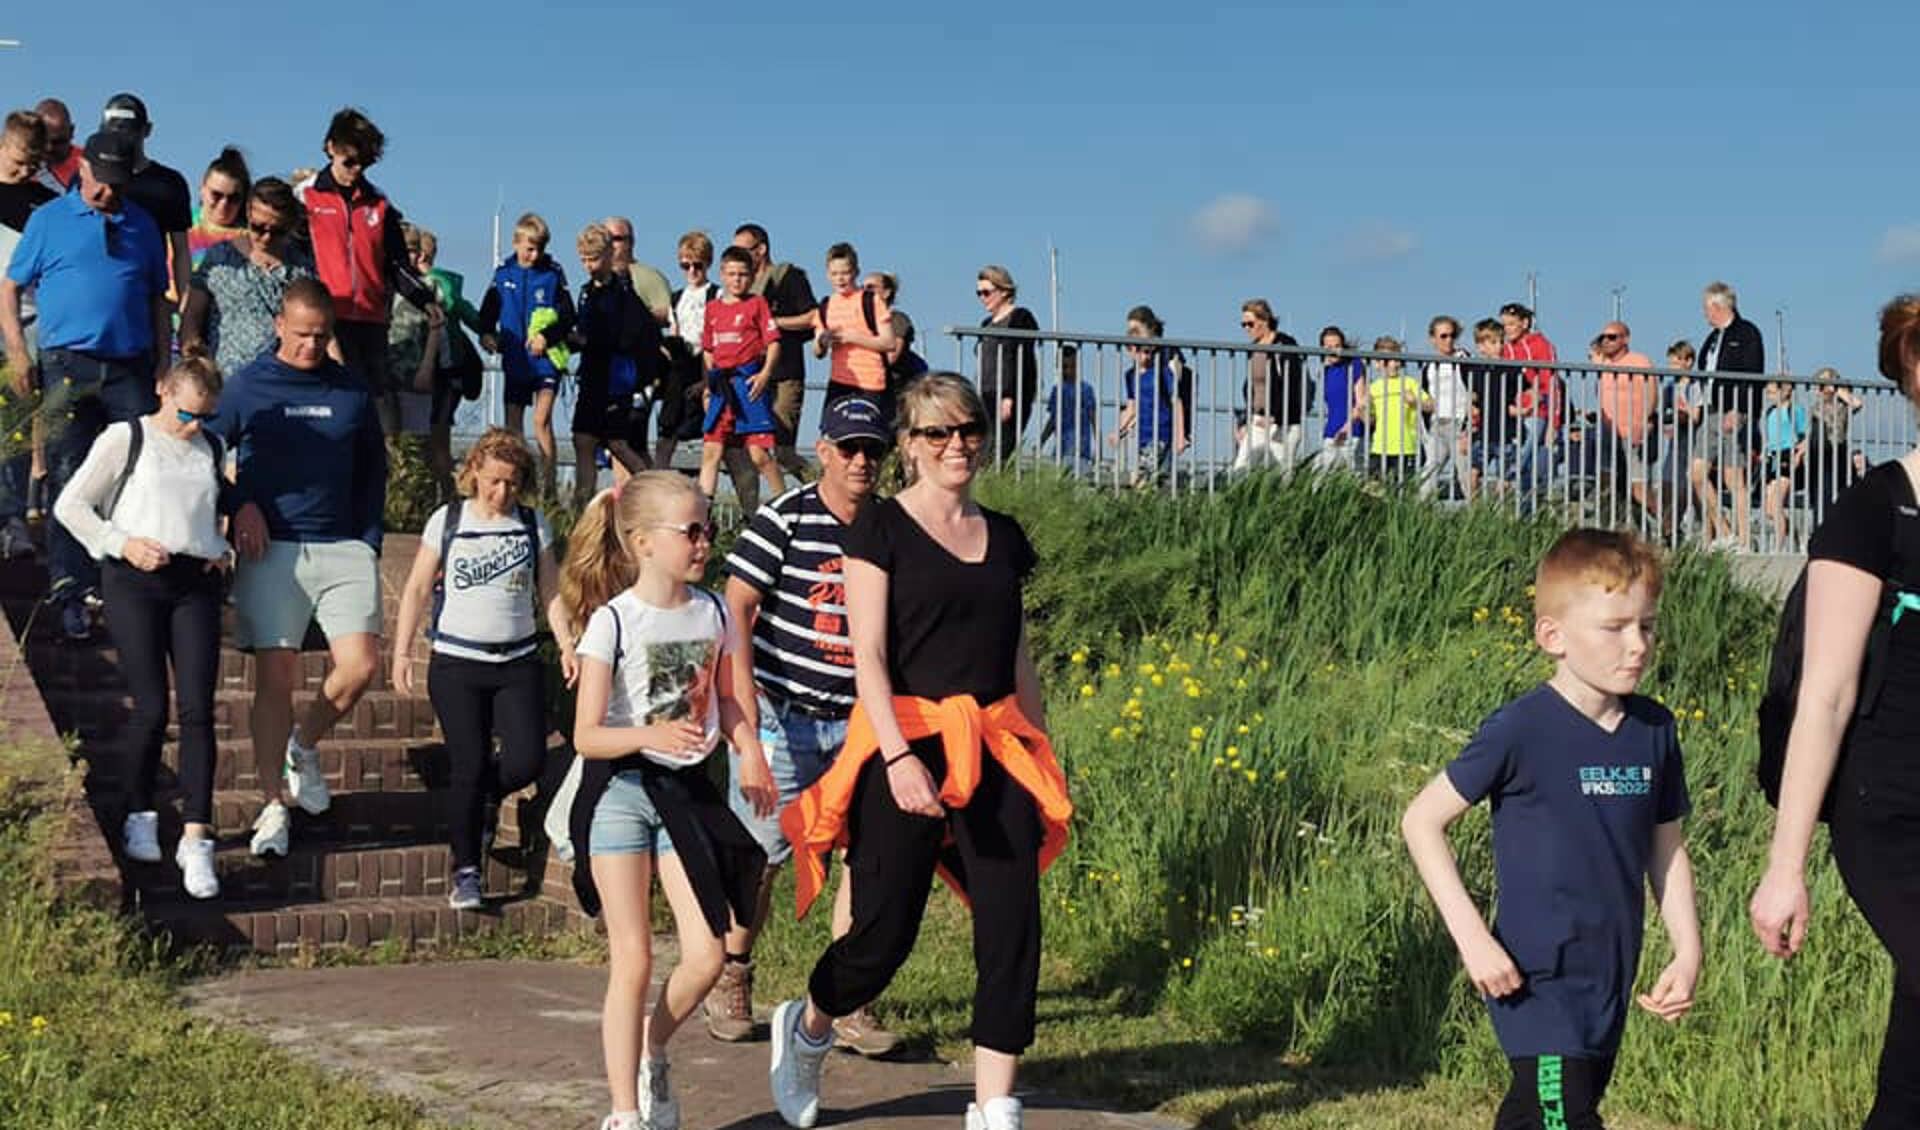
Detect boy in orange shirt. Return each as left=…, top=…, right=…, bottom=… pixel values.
left=811, top=242, right=897, bottom=422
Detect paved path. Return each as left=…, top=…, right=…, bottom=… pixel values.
left=184, top=960, right=1184, bottom=1129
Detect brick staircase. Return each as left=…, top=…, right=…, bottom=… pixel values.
left=1, top=535, right=589, bottom=956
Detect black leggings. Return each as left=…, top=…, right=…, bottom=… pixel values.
left=1493, top=1055, right=1616, bottom=1129
left=1833, top=777, right=1920, bottom=1129
left=807, top=744, right=1042, bottom=1054
left=101, top=558, right=222, bottom=826
left=426, top=652, right=547, bottom=870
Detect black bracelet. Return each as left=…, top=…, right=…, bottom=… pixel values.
left=883, top=749, right=914, bottom=767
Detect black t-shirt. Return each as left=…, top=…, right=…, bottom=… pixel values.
left=978, top=306, right=1040, bottom=406
left=757, top=263, right=816, bottom=384
left=843, top=497, right=1037, bottom=703
left=1248, top=331, right=1307, bottom=426
left=0, top=179, right=56, bottom=237
left=123, top=161, right=192, bottom=234
left=1808, top=459, right=1920, bottom=759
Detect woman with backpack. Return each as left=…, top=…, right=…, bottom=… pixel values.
left=389, top=428, right=564, bottom=911
left=53, top=356, right=232, bottom=899
left=1751, top=295, right=1920, bottom=1127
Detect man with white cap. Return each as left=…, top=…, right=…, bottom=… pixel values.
left=98, top=93, right=192, bottom=307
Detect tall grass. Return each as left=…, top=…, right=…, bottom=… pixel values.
left=978, top=468, right=1885, bottom=1130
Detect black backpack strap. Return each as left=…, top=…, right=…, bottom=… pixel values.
left=817, top=295, right=831, bottom=333
left=611, top=601, right=624, bottom=667
left=861, top=288, right=879, bottom=337
left=427, top=500, right=464, bottom=641
left=104, top=420, right=145, bottom=522
left=518, top=503, right=544, bottom=629
left=1856, top=462, right=1920, bottom=718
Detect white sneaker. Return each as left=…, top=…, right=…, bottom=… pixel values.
left=966, top=1097, right=1024, bottom=1130
left=769, top=999, right=830, bottom=1128
left=175, top=836, right=220, bottom=899
left=639, top=1057, right=680, bottom=1130
left=285, top=734, right=331, bottom=815
left=122, top=810, right=161, bottom=862
left=599, top=1115, right=640, bottom=1130
left=249, top=801, right=291, bottom=857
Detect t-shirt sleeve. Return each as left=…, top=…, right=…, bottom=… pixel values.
left=1011, top=307, right=1040, bottom=332
left=700, top=302, right=717, bottom=355
left=576, top=603, right=619, bottom=666
left=1445, top=708, right=1516, bottom=805
left=1808, top=468, right=1897, bottom=580
left=1657, top=724, right=1692, bottom=824
left=1007, top=517, right=1039, bottom=579
left=419, top=505, right=447, bottom=553
left=843, top=500, right=895, bottom=572
left=160, top=169, right=193, bottom=232
left=535, top=511, right=554, bottom=553
left=724, top=503, right=792, bottom=595
left=781, top=267, right=816, bottom=315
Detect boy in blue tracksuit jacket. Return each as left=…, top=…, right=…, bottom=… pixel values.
left=478, top=212, right=573, bottom=495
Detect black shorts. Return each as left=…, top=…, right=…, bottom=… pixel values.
left=656, top=348, right=705, bottom=443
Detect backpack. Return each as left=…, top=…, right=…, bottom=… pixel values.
left=1757, top=456, right=1920, bottom=819
left=105, top=420, right=225, bottom=522
left=427, top=499, right=545, bottom=654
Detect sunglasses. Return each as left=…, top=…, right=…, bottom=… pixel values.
left=610, top=234, right=634, bottom=244
left=1435, top=331, right=1457, bottom=339
left=648, top=520, right=717, bottom=544
left=975, top=287, right=996, bottom=297
left=1240, top=320, right=1258, bottom=329
left=336, top=153, right=374, bottom=171
left=678, top=260, right=702, bottom=270
left=833, top=438, right=889, bottom=460
left=176, top=408, right=218, bottom=425
left=1598, top=332, right=1623, bottom=341
left=249, top=221, right=286, bottom=238
left=909, top=420, right=988, bottom=448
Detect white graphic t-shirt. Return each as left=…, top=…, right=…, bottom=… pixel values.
left=422, top=501, right=554, bottom=662
left=575, top=588, right=731, bottom=768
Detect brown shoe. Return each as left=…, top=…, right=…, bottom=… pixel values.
left=832, top=1006, right=903, bottom=1058
left=704, top=960, right=756, bottom=1042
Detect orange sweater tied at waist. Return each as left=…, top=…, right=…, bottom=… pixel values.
left=779, top=694, right=1073, bottom=919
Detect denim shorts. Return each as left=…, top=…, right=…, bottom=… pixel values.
left=588, top=769, right=676, bottom=857
left=729, top=693, right=848, bottom=865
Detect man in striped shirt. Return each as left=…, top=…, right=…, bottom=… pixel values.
left=708, top=395, right=902, bottom=1057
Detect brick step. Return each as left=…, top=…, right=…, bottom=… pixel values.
left=143, top=893, right=584, bottom=955
left=158, top=739, right=451, bottom=795
left=123, top=839, right=525, bottom=904
left=61, top=688, right=441, bottom=745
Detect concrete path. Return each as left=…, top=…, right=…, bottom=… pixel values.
left=184, top=960, right=1184, bottom=1130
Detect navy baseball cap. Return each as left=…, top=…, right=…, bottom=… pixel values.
left=81, top=131, right=137, bottom=186
left=820, top=397, right=891, bottom=443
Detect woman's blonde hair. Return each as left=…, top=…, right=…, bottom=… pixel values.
left=455, top=427, right=536, bottom=499
left=556, top=472, right=703, bottom=637
left=165, top=354, right=223, bottom=398
left=895, top=373, right=987, bottom=483
left=977, top=264, right=1016, bottom=300
left=677, top=230, right=714, bottom=267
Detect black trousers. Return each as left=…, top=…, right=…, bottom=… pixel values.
left=1493, top=1055, right=1616, bottom=1130
left=807, top=743, right=1042, bottom=1054
left=1833, top=765, right=1920, bottom=1130
left=426, top=652, right=547, bottom=869
left=101, top=557, right=222, bottom=826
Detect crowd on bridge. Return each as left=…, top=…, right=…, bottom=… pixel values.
left=2, top=92, right=1920, bottom=1130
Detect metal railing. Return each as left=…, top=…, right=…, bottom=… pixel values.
left=943, top=324, right=1916, bottom=556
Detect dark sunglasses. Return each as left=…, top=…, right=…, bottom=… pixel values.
left=249, top=222, right=286, bottom=238
left=1435, top=331, right=1457, bottom=339
left=833, top=438, right=889, bottom=460
left=909, top=420, right=987, bottom=447
left=610, top=234, right=634, bottom=244
left=1240, top=320, right=1258, bottom=329
left=678, top=260, right=702, bottom=270
left=337, top=153, right=374, bottom=170
left=176, top=408, right=218, bottom=425
left=1599, top=332, right=1623, bottom=341
left=648, top=520, right=718, bottom=544
left=975, top=287, right=996, bottom=297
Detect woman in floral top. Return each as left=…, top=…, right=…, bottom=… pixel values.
left=180, top=177, right=316, bottom=376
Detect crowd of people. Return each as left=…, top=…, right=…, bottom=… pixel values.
left=3, top=90, right=1919, bottom=1130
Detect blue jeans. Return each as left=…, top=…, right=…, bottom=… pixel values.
left=1510, top=416, right=1553, bottom=503
left=41, top=349, right=158, bottom=598
left=729, top=692, right=848, bottom=866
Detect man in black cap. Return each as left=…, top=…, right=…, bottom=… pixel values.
left=701, top=394, right=903, bottom=1057
left=0, top=130, right=170, bottom=639
left=99, top=93, right=192, bottom=307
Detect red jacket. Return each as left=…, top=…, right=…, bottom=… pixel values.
left=299, top=169, right=432, bottom=325
left=1502, top=331, right=1561, bottom=426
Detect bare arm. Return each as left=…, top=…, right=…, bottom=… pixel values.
left=724, top=576, right=766, bottom=740
left=1401, top=772, right=1523, bottom=998
left=179, top=285, right=211, bottom=354
left=847, top=556, right=944, bottom=817
left=0, top=279, right=30, bottom=393
left=165, top=231, right=191, bottom=310
left=388, top=540, right=440, bottom=695
left=717, top=637, right=774, bottom=817
left=1014, top=623, right=1045, bottom=732
left=1639, top=821, right=1701, bottom=1021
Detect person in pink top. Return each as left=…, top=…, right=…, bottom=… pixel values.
left=1592, top=322, right=1660, bottom=525
left=1500, top=303, right=1559, bottom=501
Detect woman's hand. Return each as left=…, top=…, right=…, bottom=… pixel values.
left=885, top=753, right=943, bottom=818
left=737, top=746, right=777, bottom=819
left=642, top=719, right=709, bottom=760
left=391, top=655, right=415, bottom=697
left=1750, top=863, right=1812, bottom=959
left=122, top=537, right=171, bottom=572
left=558, top=645, right=580, bottom=688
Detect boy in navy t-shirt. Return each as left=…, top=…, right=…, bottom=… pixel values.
left=1402, top=528, right=1701, bottom=1129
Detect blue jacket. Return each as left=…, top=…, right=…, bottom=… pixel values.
left=215, top=353, right=388, bottom=551
left=479, top=254, right=573, bottom=382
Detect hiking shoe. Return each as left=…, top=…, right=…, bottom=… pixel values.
left=122, top=810, right=161, bottom=862
left=639, top=1057, right=680, bottom=1130
left=249, top=801, right=290, bottom=857
left=59, top=598, right=90, bottom=642
left=704, top=959, right=756, bottom=1042
left=285, top=734, right=331, bottom=814
left=175, top=836, right=220, bottom=899
left=0, top=517, right=32, bottom=559
left=966, top=1097, right=1024, bottom=1130
left=769, top=999, right=830, bottom=1128
left=832, top=1005, right=903, bottom=1058
left=448, top=865, right=483, bottom=910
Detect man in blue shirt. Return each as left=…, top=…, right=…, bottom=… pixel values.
left=1039, top=344, right=1098, bottom=477
left=0, top=129, right=170, bottom=639
left=218, top=278, right=388, bottom=859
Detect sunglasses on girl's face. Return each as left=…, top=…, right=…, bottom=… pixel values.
left=176, top=408, right=218, bottom=425
left=834, top=439, right=889, bottom=461
left=908, top=420, right=987, bottom=448
left=649, top=520, right=717, bottom=544
left=249, top=222, right=285, bottom=239
left=975, top=287, right=996, bottom=298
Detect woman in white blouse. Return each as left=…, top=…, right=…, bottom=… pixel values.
left=54, top=356, right=232, bottom=899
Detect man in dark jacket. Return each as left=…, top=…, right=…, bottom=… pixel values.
left=1692, top=279, right=1766, bottom=550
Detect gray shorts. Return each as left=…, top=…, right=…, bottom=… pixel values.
left=233, top=539, right=383, bottom=651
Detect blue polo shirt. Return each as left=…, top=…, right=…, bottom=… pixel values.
left=1445, top=685, right=1690, bottom=1058
left=6, top=191, right=167, bottom=357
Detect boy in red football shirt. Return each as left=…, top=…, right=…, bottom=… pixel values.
left=701, top=245, right=785, bottom=502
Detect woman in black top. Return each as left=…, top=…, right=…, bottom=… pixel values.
left=1751, top=295, right=1920, bottom=1128
left=975, top=265, right=1040, bottom=463
left=769, top=373, right=1058, bottom=1130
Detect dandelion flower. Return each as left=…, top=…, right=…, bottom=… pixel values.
left=1236, top=724, right=1250, bottom=735
left=1151, top=674, right=1165, bottom=687
left=1181, top=957, right=1193, bottom=969
left=1070, top=650, right=1087, bottom=665
left=1190, top=725, right=1206, bottom=740
left=1079, top=684, right=1095, bottom=698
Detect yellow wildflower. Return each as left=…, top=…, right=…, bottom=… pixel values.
left=1079, top=684, right=1095, bottom=698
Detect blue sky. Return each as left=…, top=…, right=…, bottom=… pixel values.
left=5, top=1, right=1918, bottom=380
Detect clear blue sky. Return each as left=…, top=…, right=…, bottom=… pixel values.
left=5, top=1, right=1918, bottom=380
